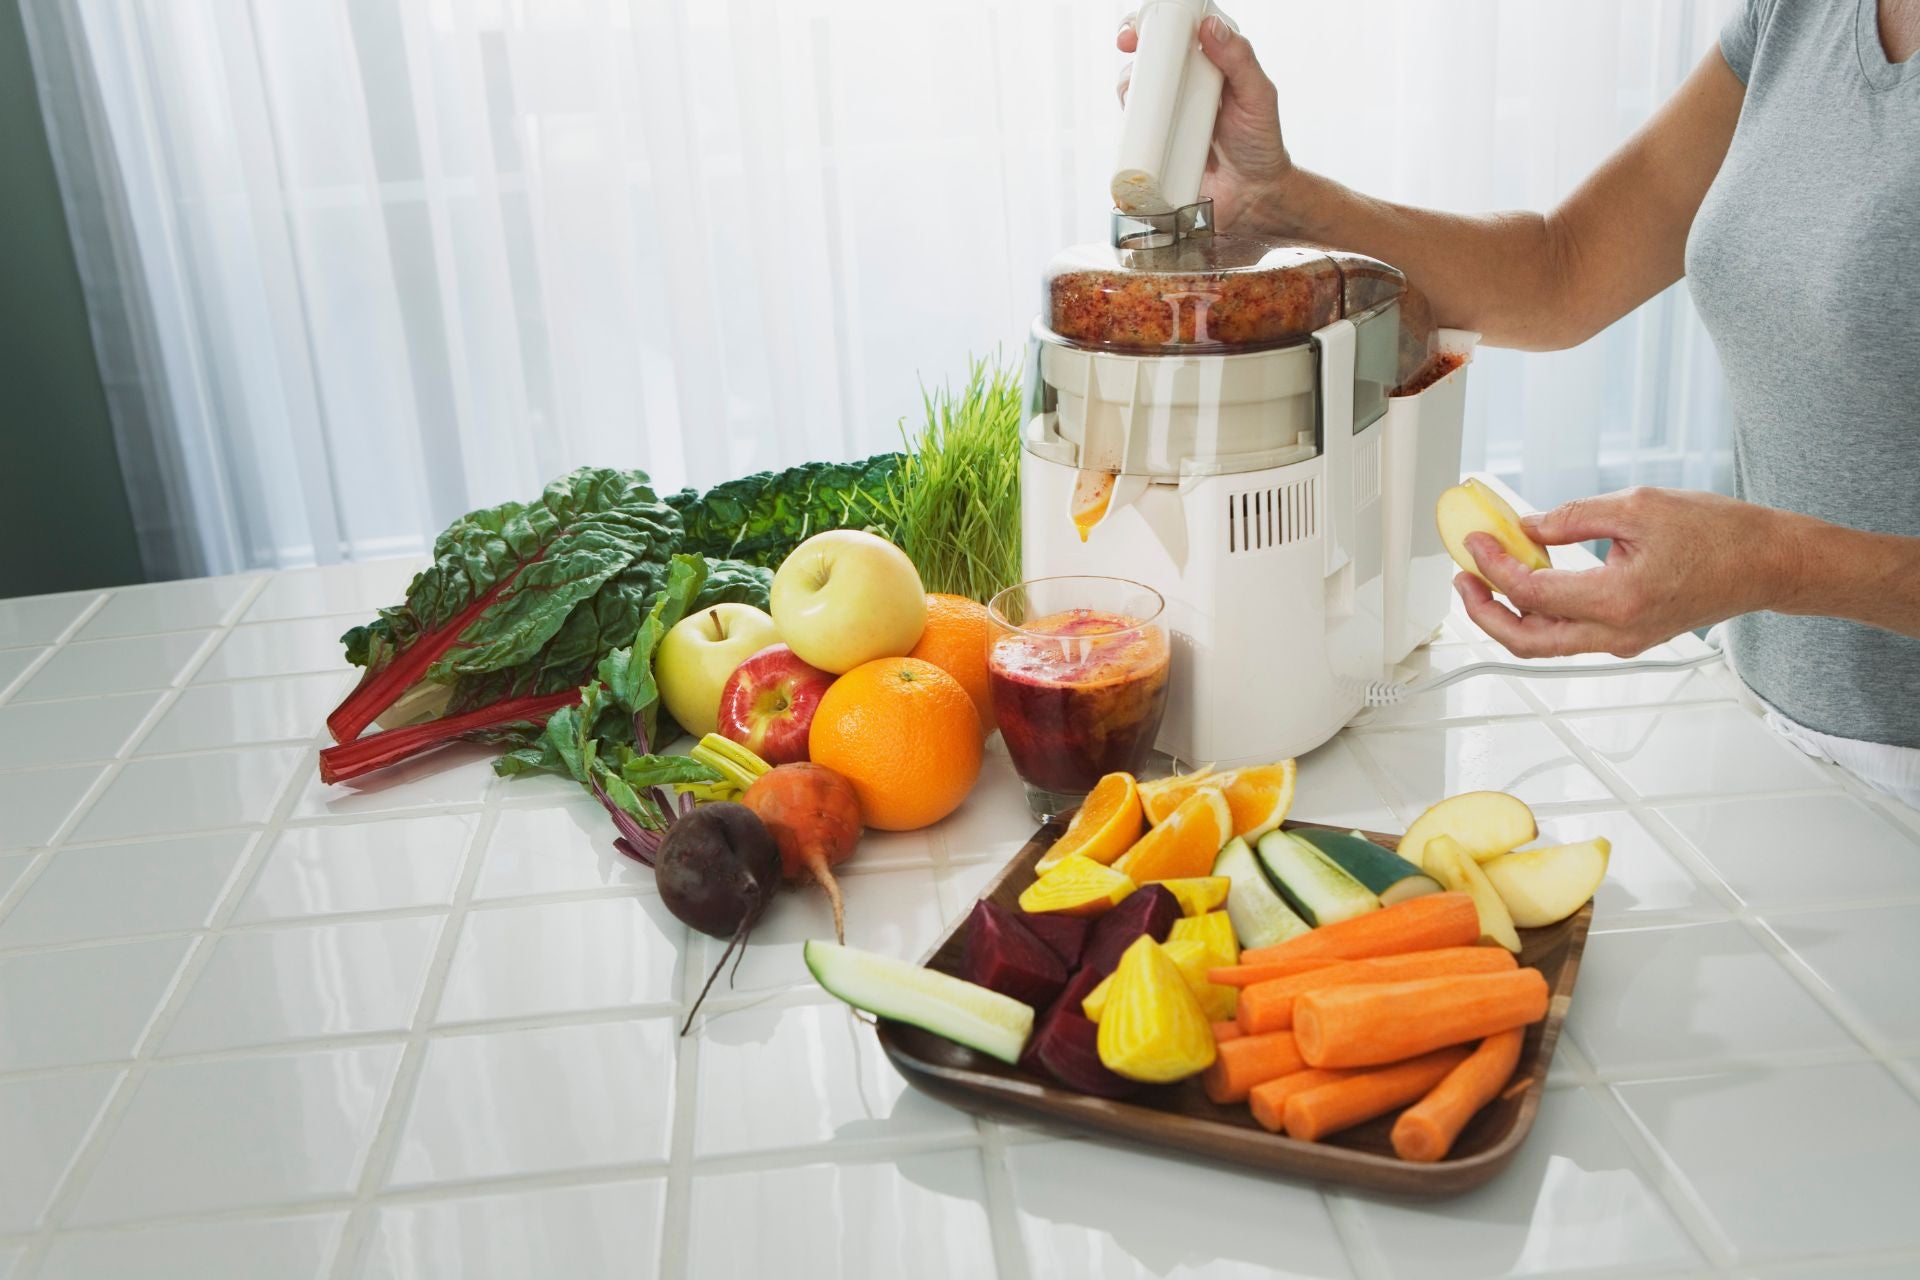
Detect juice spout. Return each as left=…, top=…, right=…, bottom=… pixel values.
left=1071, top=469, right=1116, bottom=542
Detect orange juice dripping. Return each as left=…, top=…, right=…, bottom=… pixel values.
left=1071, top=471, right=1117, bottom=542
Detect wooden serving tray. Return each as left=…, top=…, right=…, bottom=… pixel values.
left=877, top=818, right=1591, bottom=1197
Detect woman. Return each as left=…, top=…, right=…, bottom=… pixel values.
left=1122, top=1, right=1920, bottom=807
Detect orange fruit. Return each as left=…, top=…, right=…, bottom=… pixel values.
left=1017, top=853, right=1136, bottom=917
left=1114, top=787, right=1232, bottom=883
left=906, top=593, right=996, bottom=732
left=1139, top=766, right=1222, bottom=825
left=1141, top=759, right=1296, bottom=840
left=1217, top=760, right=1297, bottom=839
left=1034, top=772, right=1144, bottom=874
left=808, top=656, right=983, bottom=831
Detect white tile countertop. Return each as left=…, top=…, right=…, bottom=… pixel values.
left=3, top=556, right=1920, bottom=1280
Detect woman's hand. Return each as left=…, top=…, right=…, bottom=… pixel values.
left=1116, top=14, right=1292, bottom=230
left=1455, top=487, right=1792, bottom=658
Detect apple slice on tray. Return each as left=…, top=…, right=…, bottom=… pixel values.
left=718, top=644, right=835, bottom=766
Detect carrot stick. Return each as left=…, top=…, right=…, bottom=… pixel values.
left=1212, top=1020, right=1244, bottom=1044
left=1283, top=1045, right=1474, bottom=1142
left=1207, top=953, right=1345, bottom=988
left=1294, top=968, right=1549, bottom=1068
left=1237, top=893, right=1478, bottom=968
left=1391, top=1028, right=1526, bottom=1162
left=1248, top=1068, right=1358, bottom=1133
left=1201, top=1031, right=1306, bottom=1104
left=1233, top=946, right=1518, bottom=1035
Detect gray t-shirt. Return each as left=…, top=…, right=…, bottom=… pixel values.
left=1686, top=0, right=1920, bottom=748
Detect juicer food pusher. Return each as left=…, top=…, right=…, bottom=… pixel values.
left=1019, top=4, right=1472, bottom=768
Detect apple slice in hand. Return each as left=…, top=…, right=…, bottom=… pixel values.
left=1436, top=478, right=1551, bottom=589
left=1397, top=790, right=1537, bottom=870
left=717, top=643, right=836, bottom=766
left=655, top=603, right=781, bottom=739
left=1482, top=838, right=1611, bottom=928
left=1425, top=834, right=1522, bottom=953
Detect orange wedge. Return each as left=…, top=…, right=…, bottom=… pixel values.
left=1114, top=788, right=1233, bottom=883
left=1034, top=772, right=1144, bottom=874
left=1017, top=854, right=1137, bottom=917
left=1139, top=766, right=1220, bottom=825
left=1219, top=759, right=1297, bottom=840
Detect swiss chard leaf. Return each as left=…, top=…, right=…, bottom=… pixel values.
left=665, top=454, right=903, bottom=569
left=489, top=552, right=720, bottom=785
left=340, top=468, right=680, bottom=688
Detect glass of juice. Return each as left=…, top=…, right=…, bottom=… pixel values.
left=986, top=576, right=1171, bottom=821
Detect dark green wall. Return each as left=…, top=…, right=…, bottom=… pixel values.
left=0, top=1, right=144, bottom=596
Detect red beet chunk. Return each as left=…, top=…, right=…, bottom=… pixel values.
left=1030, top=1005, right=1141, bottom=1099
left=1021, top=966, right=1105, bottom=1073
left=960, top=901, right=1067, bottom=1009
left=1019, top=911, right=1090, bottom=969
left=1080, top=884, right=1180, bottom=977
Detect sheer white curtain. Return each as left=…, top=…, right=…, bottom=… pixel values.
left=23, top=0, right=1737, bottom=580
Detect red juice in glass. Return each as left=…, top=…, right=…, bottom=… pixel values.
left=988, top=604, right=1170, bottom=815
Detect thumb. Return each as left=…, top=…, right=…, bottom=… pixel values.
left=1198, top=13, right=1270, bottom=97
left=1523, top=494, right=1635, bottom=546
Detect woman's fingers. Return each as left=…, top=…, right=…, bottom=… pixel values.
left=1117, top=15, right=1138, bottom=54
left=1454, top=576, right=1621, bottom=658
left=1522, top=490, right=1643, bottom=546
left=1463, top=534, right=1608, bottom=621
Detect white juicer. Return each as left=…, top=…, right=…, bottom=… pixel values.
left=1019, top=0, right=1474, bottom=767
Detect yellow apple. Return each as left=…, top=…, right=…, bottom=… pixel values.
left=1397, top=790, right=1538, bottom=870
left=770, top=530, right=927, bottom=674
left=1436, top=478, right=1551, bottom=588
left=1483, top=838, right=1611, bottom=928
left=1426, top=835, right=1521, bottom=953
left=655, top=603, right=780, bottom=738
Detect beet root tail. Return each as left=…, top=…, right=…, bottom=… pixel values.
left=810, top=858, right=846, bottom=946
left=681, top=914, right=754, bottom=1037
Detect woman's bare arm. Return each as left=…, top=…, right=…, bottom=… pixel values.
left=1123, top=21, right=1748, bottom=350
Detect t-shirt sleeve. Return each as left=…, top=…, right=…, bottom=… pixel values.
left=1719, top=0, right=1768, bottom=84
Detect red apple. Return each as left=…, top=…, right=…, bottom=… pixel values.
left=717, top=644, right=835, bottom=765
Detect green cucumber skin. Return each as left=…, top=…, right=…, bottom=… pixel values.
left=1213, top=838, right=1311, bottom=949
left=804, top=940, right=1031, bottom=1065
left=1293, top=829, right=1443, bottom=905
left=1254, top=832, right=1379, bottom=927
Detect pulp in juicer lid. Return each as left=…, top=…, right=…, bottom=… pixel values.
left=1042, top=202, right=1437, bottom=386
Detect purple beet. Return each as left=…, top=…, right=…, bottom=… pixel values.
left=1021, top=966, right=1105, bottom=1073
left=1030, top=1005, right=1142, bottom=1099
left=1081, top=884, right=1180, bottom=977
left=960, top=901, right=1067, bottom=1009
left=1019, top=911, right=1091, bottom=969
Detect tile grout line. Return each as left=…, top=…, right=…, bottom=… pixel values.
left=974, top=1121, right=1031, bottom=1280
left=1584, top=1080, right=1741, bottom=1273
left=1731, top=913, right=1920, bottom=1110
left=656, top=867, right=710, bottom=1280
left=17, top=741, right=306, bottom=1271
left=1321, top=1189, right=1393, bottom=1280
left=0, top=582, right=266, bottom=983
left=0, top=593, right=110, bottom=711
left=325, top=785, right=506, bottom=1280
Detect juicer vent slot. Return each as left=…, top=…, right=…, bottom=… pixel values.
left=1353, top=431, right=1381, bottom=507
left=1227, top=476, right=1316, bottom=554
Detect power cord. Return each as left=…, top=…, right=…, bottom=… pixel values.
left=1362, top=648, right=1725, bottom=708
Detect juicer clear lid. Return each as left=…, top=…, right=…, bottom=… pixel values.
left=1041, top=199, right=1438, bottom=387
